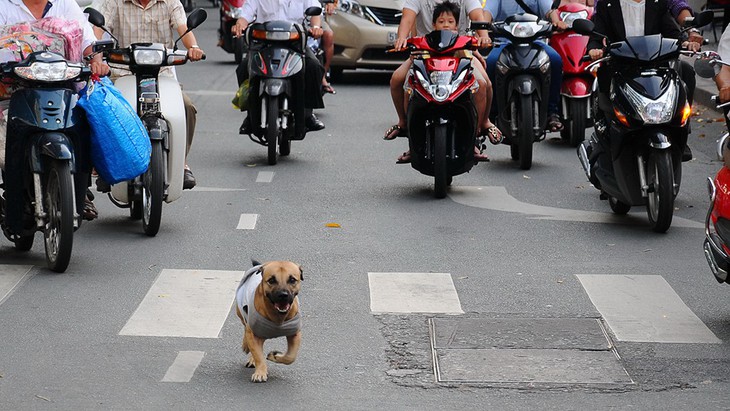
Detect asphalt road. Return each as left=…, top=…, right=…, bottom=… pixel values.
left=1, top=9, right=730, bottom=409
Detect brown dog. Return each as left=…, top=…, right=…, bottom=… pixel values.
left=235, top=260, right=303, bottom=382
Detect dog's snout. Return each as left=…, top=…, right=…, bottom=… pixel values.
left=274, top=291, right=291, bottom=301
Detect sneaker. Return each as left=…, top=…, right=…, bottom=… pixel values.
left=183, top=168, right=196, bottom=190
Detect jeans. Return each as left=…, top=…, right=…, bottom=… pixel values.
left=486, top=39, right=563, bottom=115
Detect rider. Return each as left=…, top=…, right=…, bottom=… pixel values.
left=484, top=0, right=567, bottom=133
left=232, top=0, right=327, bottom=133
left=92, top=0, right=206, bottom=190
left=321, top=0, right=336, bottom=94
left=0, top=0, right=110, bottom=221
left=387, top=0, right=496, bottom=163
left=715, top=25, right=730, bottom=126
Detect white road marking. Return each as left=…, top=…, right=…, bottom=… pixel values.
left=256, top=171, right=274, bottom=183
left=237, top=214, right=258, bottom=230
left=162, top=351, right=205, bottom=382
left=448, top=186, right=703, bottom=228
left=184, top=90, right=237, bottom=96
left=0, top=265, right=33, bottom=306
left=119, top=269, right=244, bottom=338
left=185, top=187, right=248, bottom=192
left=576, top=274, right=721, bottom=343
left=368, top=272, right=463, bottom=314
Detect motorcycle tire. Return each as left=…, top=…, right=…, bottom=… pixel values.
left=646, top=149, right=674, bottom=233
left=142, top=141, right=164, bottom=237
left=266, top=95, right=279, bottom=165
left=43, top=159, right=74, bottom=273
left=279, top=131, right=291, bottom=156
left=518, top=95, right=534, bottom=170
left=130, top=197, right=142, bottom=220
left=568, top=98, right=588, bottom=147
left=433, top=124, right=449, bottom=199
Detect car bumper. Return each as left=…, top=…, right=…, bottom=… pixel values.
left=327, top=13, right=403, bottom=70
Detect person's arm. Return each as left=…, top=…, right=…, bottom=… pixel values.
left=466, top=6, right=491, bottom=47
left=176, top=24, right=205, bottom=61
left=309, top=14, right=323, bottom=39
left=716, top=65, right=730, bottom=103
left=587, top=3, right=607, bottom=59
left=233, top=0, right=257, bottom=36
left=394, top=7, right=417, bottom=50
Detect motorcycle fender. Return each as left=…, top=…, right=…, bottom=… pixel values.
left=261, top=79, right=289, bottom=97
left=142, top=116, right=169, bottom=143
left=560, top=77, right=592, bottom=98
left=30, top=132, right=74, bottom=173
left=512, top=75, right=539, bottom=96
left=649, top=132, right=671, bottom=150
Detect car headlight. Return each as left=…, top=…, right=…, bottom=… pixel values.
left=622, top=82, right=677, bottom=124
left=339, top=0, right=365, bottom=18
left=559, top=10, right=588, bottom=27
left=133, top=49, right=165, bottom=66
left=14, top=61, right=81, bottom=81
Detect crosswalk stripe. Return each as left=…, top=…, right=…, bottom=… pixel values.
left=256, top=171, right=274, bottom=183
left=0, top=265, right=33, bottom=306
left=119, top=269, right=244, bottom=338
left=577, top=274, right=722, bottom=343
left=368, top=272, right=463, bottom=314
left=161, top=351, right=205, bottom=382
left=237, top=214, right=258, bottom=230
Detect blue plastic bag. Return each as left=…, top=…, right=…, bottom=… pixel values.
left=78, top=76, right=151, bottom=184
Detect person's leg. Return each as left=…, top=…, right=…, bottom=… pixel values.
left=485, top=42, right=507, bottom=117
left=182, top=91, right=197, bottom=189
left=321, top=28, right=335, bottom=92
left=303, top=49, right=326, bottom=130
left=385, top=59, right=412, bottom=140
left=679, top=60, right=695, bottom=106
left=537, top=41, right=563, bottom=130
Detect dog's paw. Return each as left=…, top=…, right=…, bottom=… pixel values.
left=251, top=370, right=268, bottom=383
left=266, top=351, right=283, bottom=363
left=245, top=355, right=255, bottom=368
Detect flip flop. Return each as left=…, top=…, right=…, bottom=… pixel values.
left=83, top=196, right=98, bottom=221
left=322, top=84, right=336, bottom=94
left=547, top=114, right=564, bottom=132
left=396, top=151, right=411, bottom=164
left=474, top=146, right=490, bottom=162
left=384, top=124, right=407, bottom=141
left=482, top=125, right=503, bottom=145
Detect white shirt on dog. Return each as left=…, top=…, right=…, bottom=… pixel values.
left=235, top=265, right=301, bottom=339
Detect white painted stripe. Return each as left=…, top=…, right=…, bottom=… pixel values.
left=189, top=187, right=248, bottom=192
left=577, top=275, right=721, bottom=343
left=120, top=269, right=244, bottom=338
left=162, top=351, right=205, bottom=382
left=449, top=186, right=703, bottom=228
left=256, top=171, right=274, bottom=183
left=184, top=90, right=238, bottom=96
left=237, top=214, right=258, bottom=230
left=0, top=265, right=33, bottom=306
left=369, top=272, right=463, bottom=314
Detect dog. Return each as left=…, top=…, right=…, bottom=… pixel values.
left=235, top=260, right=303, bottom=382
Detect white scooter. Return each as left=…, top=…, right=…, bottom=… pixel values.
left=86, top=8, right=206, bottom=236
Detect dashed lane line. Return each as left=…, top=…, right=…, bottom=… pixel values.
left=368, top=272, right=463, bottom=314
left=237, top=214, right=258, bottom=230
left=256, top=171, right=274, bottom=183
left=162, top=351, right=206, bottom=382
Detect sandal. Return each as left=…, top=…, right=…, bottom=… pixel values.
left=474, top=145, right=490, bottom=162
left=547, top=114, right=564, bottom=132
left=322, top=83, right=336, bottom=94
left=83, top=196, right=98, bottom=221
left=384, top=124, right=407, bottom=141
left=481, top=125, right=503, bottom=145
left=396, top=151, right=411, bottom=164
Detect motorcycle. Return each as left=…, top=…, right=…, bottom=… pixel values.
left=218, top=0, right=246, bottom=64
left=488, top=13, right=556, bottom=170
left=243, top=5, right=322, bottom=165
left=0, top=42, right=93, bottom=272
left=572, top=14, right=711, bottom=233
left=402, top=28, right=481, bottom=198
left=548, top=2, right=594, bottom=147
left=695, top=53, right=730, bottom=283
left=86, top=8, right=207, bottom=237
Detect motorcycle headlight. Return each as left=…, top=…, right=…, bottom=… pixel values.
left=133, top=49, right=165, bottom=66
left=426, top=70, right=467, bottom=102
left=559, top=10, right=588, bottom=27
left=622, top=82, right=677, bottom=124
left=510, top=22, right=537, bottom=38
left=339, top=0, right=365, bottom=19
left=14, top=61, right=81, bottom=81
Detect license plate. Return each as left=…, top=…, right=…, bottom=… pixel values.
left=387, top=32, right=397, bottom=44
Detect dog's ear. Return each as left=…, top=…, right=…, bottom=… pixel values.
left=252, top=259, right=261, bottom=267
left=298, top=265, right=304, bottom=281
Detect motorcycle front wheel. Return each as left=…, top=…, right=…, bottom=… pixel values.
left=646, top=149, right=674, bottom=233
left=568, top=98, right=588, bottom=147
left=517, top=95, right=534, bottom=170
left=433, top=124, right=449, bottom=199
left=266, top=96, right=279, bottom=165
left=43, top=159, right=74, bottom=273
left=142, top=141, right=164, bottom=236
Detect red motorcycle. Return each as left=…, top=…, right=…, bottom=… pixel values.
left=402, top=27, right=481, bottom=198
left=218, top=0, right=246, bottom=63
left=548, top=2, right=594, bottom=146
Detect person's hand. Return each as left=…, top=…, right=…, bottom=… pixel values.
left=394, top=36, right=408, bottom=51
left=187, top=46, right=205, bottom=61
left=89, top=59, right=109, bottom=76
left=688, top=31, right=704, bottom=45
left=682, top=40, right=701, bottom=52
left=720, top=86, right=730, bottom=104
left=476, top=33, right=492, bottom=48
left=232, top=18, right=248, bottom=37
left=554, top=20, right=568, bottom=31
left=325, top=2, right=336, bottom=15
left=309, top=26, right=323, bottom=39
left=589, top=48, right=603, bottom=61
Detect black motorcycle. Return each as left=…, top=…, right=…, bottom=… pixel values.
left=572, top=15, right=711, bottom=233
left=489, top=13, right=555, bottom=170
left=0, top=48, right=92, bottom=272
left=243, top=6, right=322, bottom=165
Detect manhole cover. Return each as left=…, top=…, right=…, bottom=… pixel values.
left=430, top=317, right=633, bottom=385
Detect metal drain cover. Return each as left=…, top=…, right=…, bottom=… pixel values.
left=430, top=318, right=632, bottom=384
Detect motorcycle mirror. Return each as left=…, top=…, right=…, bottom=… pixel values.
left=92, top=39, right=115, bottom=54
left=571, top=19, right=594, bottom=35
left=694, top=58, right=720, bottom=78
left=186, top=8, right=208, bottom=30
left=470, top=21, right=490, bottom=31
left=690, top=10, right=714, bottom=28
left=305, top=6, right=323, bottom=16
left=84, top=7, right=105, bottom=28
